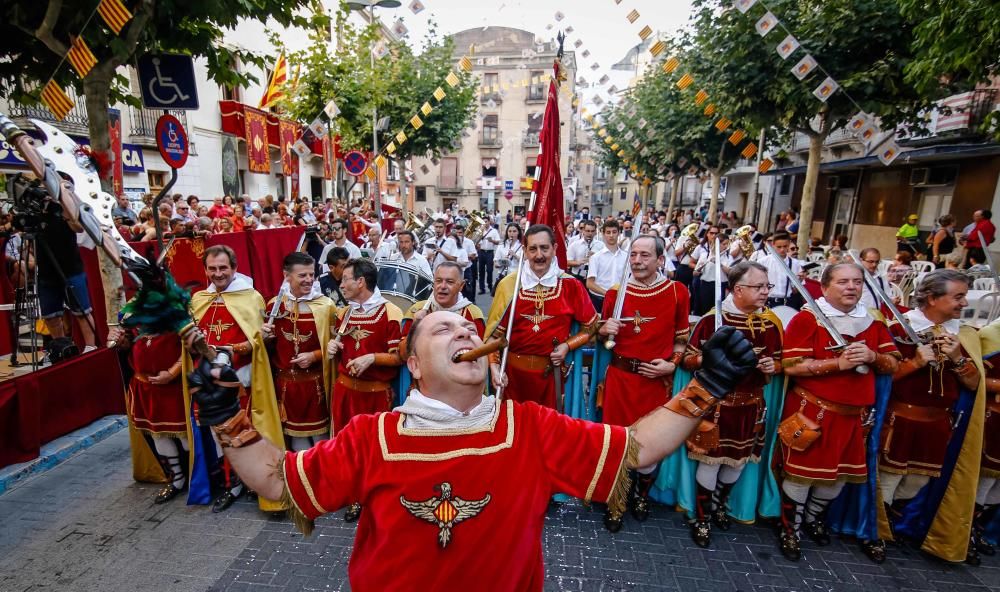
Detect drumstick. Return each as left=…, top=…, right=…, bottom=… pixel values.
left=452, top=338, right=507, bottom=363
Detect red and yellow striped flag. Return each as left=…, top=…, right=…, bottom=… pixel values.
left=741, top=143, right=758, bottom=159
left=715, top=117, right=732, bottom=132
left=626, top=9, right=640, bottom=23
left=67, top=37, right=97, bottom=78
left=676, top=73, right=694, bottom=90
left=258, top=54, right=288, bottom=109
left=649, top=40, right=666, bottom=57
left=704, top=103, right=717, bottom=116
left=694, top=89, right=708, bottom=105
left=663, top=56, right=680, bottom=74
left=728, top=130, right=746, bottom=145
left=638, top=25, right=652, bottom=41
left=758, top=158, right=774, bottom=173
left=41, top=81, right=74, bottom=121
left=97, top=0, right=133, bottom=35
left=459, top=56, right=473, bottom=72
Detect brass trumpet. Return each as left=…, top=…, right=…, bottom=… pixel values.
left=679, top=223, right=700, bottom=256
left=735, top=224, right=755, bottom=260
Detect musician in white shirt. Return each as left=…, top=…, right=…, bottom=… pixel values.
left=567, top=220, right=602, bottom=281
left=587, top=219, right=628, bottom=311
left=476, top=223, right=502, bottom=295
left=452, top=225, right=477, bottom=301
left=759, top=231, right=804, bottom=309
left=422, top=219, right=461, bottom=270
left=493, top=223, right=524, bottom=291
left=319, top=217, right=362, bottom=265
left=857, top=247, right=895, bottom=309
left=385, top=230, right=432, bottom=277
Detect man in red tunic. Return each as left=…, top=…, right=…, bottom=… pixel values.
left=485, top=224, right=598, bottom=410
left=190, top=310, right=758, bottom=591
left=108, top=326, right=187, bottom=504
left=402, top=262, right=485, bottom=338
left=879, top=270, right=981, bottom=561
left=681, top=261, right=783, bottom=547
left=325, top=257, right=404, bottom=522
left=262, top=252, right=335, bottom=452
left=776, top=263, right=899, bottom=562
left=598, top=235, right=690, bottom=528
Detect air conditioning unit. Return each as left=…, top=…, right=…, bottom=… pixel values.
left=826, top=176, right=840, bottom=190
left=910, top=168, right=930, bottom=186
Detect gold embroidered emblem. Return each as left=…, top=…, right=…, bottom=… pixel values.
left=629, top=311, right=655, bottom=334
left=400, top=482, right=491, bottom=548
left=206, top=320, right=234, bottom=340
left=344, top=326, right=373, bottom=349
left=521, top=312, right=554, bottom=332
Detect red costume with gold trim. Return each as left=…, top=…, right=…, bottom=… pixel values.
left=600, top=278, right=690, bottom=426
left=269, top=298, right=331, bottom=437
left=282, top=400, right=634, bottom=591
left=198, top=301, right=252, bottom=408
left=488, top=273, right=597, bottom=409
left=128, top=332, right=186, bottom=436
left=684, top=308, right=782, bottom=464
left=881, top=323, right=967, bottom=478
left=332, top=302, right=403, bottom=432
left=780, top=309, right=898, bottom=484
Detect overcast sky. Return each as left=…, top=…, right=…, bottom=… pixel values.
left=393, top=0, right=695, bottom=109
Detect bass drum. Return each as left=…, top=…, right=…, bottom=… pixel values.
left=770, top=305, right=799, bottom=329
left=376, top=262, right=433, bottom=311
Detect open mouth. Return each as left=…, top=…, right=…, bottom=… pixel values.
left=451, top=348, right=473, bottom=363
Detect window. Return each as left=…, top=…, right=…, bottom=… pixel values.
left=525, top=157, right=537, bottom=178
left=481, top=114, right=499, bottom=144
left=779, top=175, right=792, bottom=195
left=275, top=174, right=285, bottom=199
left=482, top=158, right=497, bottom=177
left=528, top=71, right=545, bottom=101
left=219, top=55, right=242, bottom=102
left=416, top=186, right=427, bottom=202
left=619, top=187, right=627, bottom=201
left=148, top=170, right=167, bottom=192
left=483, top=73, right=499, bottom=93
left=387, top=159, right=399, bottom=181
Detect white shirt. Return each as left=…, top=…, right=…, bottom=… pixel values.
left=859, top=273, right=890, bottom=311
left=351, top=287, right=388, bottom=313
left=319, top=238, right=362, bottom=266
left=454, top=236, right=477, bottom=270
left=477, top=226, right=501, bottom=251
left=567, top=237, right=604, bottom=276
left=694, top=247, right=731, bottom=283
left=423, top=235, right=461, bottom=270
left=587, top=244, right=628, bottom=292
left=495, top=241, right=522, bottom=277
left=388, top=250, right=433, bottom=277
left=760, top=252, right=803, bottom=299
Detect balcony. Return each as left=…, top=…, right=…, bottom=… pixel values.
left=522, top=131, right=540, bottom=147
left=8, top=88, right=89, bottom=137
left=130, top=107, right=188, bottom=147
left=436, top=175, right=463, bottom=194
left=479, top=93, right=503, bottom=105
left=478, top=130, right=503, bottom=148
left=525, top=88, right=546, bottom=104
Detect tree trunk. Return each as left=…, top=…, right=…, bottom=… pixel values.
left=708, top=169, right=721, bottom=225
left=397, top=157, right=409, bottom=214
left=82, top=69, right=125, bottom=327
left=798, top=132, right=826, bottom=253
left=666, top=175, right=680, bottom=221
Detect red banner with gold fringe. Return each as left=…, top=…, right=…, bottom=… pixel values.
left=279, top=119, right=297, bottom=176
left=244, top=106, right=270, bottom=174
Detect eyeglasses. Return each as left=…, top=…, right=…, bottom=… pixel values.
left=735, top=283, right=774, bottom=292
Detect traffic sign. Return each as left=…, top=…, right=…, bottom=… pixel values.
left=504, top=180, right=514, bottom=191
left=137, top=54, right=200, bottom=110
left=343, top=150, right=368, bottom=176
left=504, top=190, right=513, bottom=200
left=155, top=114, right=189, bottom=169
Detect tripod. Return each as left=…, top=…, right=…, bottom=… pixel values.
left=8, top=231, right=42, bottom=370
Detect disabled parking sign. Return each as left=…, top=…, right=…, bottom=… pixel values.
left=155, top=114, right=189, bottom=169
left=137, top=54, right=199, bottom=110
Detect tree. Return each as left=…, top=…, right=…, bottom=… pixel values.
left=274, top=9, right=477, bottom=203
left=2, top=0, right=309, bottom=318
left=685, top=0, right=943, bottom=250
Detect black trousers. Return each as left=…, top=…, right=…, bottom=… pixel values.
left=477, top=250, right=495, bottom=292
left=463, top=263, right=477, bottom=302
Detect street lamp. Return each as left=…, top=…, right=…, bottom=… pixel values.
left=347, top=0, right=401, bottom=220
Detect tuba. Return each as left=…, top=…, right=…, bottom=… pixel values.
left=735, top=225, right=755, bottom=260
left=466, top=212, right=486, bottom=242
left=679, top=223, right=700, bottom=256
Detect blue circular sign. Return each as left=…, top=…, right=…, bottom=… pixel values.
left=343, top=150, right=368, bottom=176
left=155, top=114, right=189, bottom=169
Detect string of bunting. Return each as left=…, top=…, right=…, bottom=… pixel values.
left=732, top=0, right=901, bottom=165
left=36, top=0, right=135, bottom=120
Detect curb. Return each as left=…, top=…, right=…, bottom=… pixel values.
left=0, top=415, right=128, bottom=496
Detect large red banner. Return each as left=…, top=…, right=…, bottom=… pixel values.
left=279, top=118, right=297, bottom=176
left=244, top=106, right=270, bottom=174
left=323, top=135, right=334, bottom=180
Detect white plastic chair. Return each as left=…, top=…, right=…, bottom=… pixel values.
left=888, top=282, right=904, bottom=304
left=910, top=260, right=935, bottom=274
left=965, top=292, right=1000, bottom=328
left=878, top=260, right=893, bottom=276
left=806, top=252, right=825, bottom=263
left=974, top=277, right=997, bottom=291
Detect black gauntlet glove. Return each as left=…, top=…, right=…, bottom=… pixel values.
left=189, top=357, right=242, bottom=426
left=693, top=326, right=758, bottom=399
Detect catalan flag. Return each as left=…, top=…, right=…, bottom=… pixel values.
left=433, top=86, right=446, bottom=101
left=611, top=143, right=620, bottom=151
left=421, top=102, right=433, bottom=116
left=66, top=37, right=97, bottom=78
left=663, top=56, right=680, bottom=74
left=97, top=0, right=133, bottom=35
left=396, top=130, right=407, bottom=144
left=741, top=143, right=758, bottom=159
left=386, top=142, right=396, bottom=155
left=458, top=56, right=473, bottom=72
left=374, top=154, right=387, bottom=169
left=694, top=89, right=708, bottom=105
left=40, top=81, right=74, bottom=121
left=631, top=192, right=642, bottom=216
left=758, top=158, right=774, bottom=173
left=704, top=103, right=717, bottom=116
left=410, top=114, right=423, bottom=130
left=445, top=71, right=460, bottom=87
left=714, top=117, right=732, bottom=132
left=364, top=166, right=376, bottom=180
left=649, top=40, right=666, bottom=57
left=626, top=9, right=640, bottom=23
left=676, top=73, right=694, bottom=90
left=638, top=26, right=652, bottom=41
left=728, top=130, right=746, bottom=145
left=258, top=54, right=288, bottom=109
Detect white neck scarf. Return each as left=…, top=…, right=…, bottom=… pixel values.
left=351, top=287, right=388, bottom=312
left=521, top=260, right=561, bottom=290
left=207, top=272, right=254, bottom=294
left=396, top=389, right=497, bottom=430
left=429, top=295, right=472, bottom=313
left=906, top=308, right=961, bottom=336
left=814, top=297, right=873, bottom=337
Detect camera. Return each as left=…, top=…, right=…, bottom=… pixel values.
left=10, top=174, right=60, bottom=232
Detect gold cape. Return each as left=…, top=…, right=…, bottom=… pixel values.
left=265, top=294, right=335, bottom=421
left=186, top=288, right=286, bottom=512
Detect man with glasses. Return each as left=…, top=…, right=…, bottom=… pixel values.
left=857, top=248, right=892, bottom=312
left=325, top=258, right=404, bottom=523
left=759, top=231, right=804, bottom=310
left=319, top=217, right=362, bottom=265
left=681, top=262, right=783, bottom=548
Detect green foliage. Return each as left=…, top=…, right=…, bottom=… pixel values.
left=274, top=6, right=476, bottom=159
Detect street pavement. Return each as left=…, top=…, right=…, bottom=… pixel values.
left=5, top=290, right=1000, bottom=591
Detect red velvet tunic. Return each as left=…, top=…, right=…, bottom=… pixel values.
left=600, top=279, right=690, bottom=426
left=780, top=309, right=898, bottom=485
left=332, top=303, right=402, bottom=433
left=197, top=301, right=251, bottom=370
left=283, top=400, right=631, bottom=592
left=686, top=310, right=782, bottom=465
left=495, top=276, right=596, bottom=409
left=982, top=354, right=1000, bottom=477
left=128, top=333, right=186, bottom=436
left=880, top=324, right=965, bottom=477
left=272, top=302, right=328, bottom=437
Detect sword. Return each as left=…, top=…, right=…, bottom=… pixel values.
left=765, top=245, right=868, bottom=374
left=847, top=252, right=937, bottom=368
left=267, top=284, right=289, bottom=325
left=714, top=237, right=723, bottom=331
left=605, top=207, right=645, bottom=350
left=979, top=230, right=1000, bottom=292
left=496, top=251, right=525, bottom=402
left=552, top=337, right=564, bottom=414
